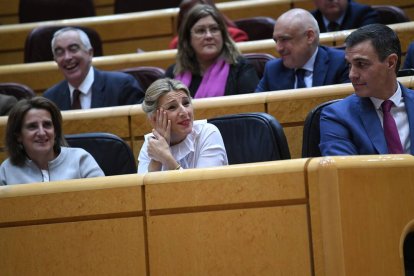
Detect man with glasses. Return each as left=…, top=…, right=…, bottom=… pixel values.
left=255, top=8, right=349, bottom=92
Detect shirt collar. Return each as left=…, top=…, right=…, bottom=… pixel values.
left=322, top=12, right=345, bottom=29
left=68, top=66, right=94, bottom=95
left=370, top=82, right=402, bottom=110
left=298, top=47, right=318, bottom=73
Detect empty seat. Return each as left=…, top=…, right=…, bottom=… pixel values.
left=0, top=82, right=36, bottom=100
left=208, top=112, right=290, bottom=165
left=24, top=26, right=103, bottom=63
left=19, top=0, right=95, bottom=23
left=243, top=53, right=275, bottom=79
left=114, top=0, right=181, bottom=13
left=302, top=99, right=341, bottom=158
left=119, top=66, right=166, bottom=91
left=234, top=16, right=276, bottom=41
left=372, top=5, right=410, bottom=25
left=65, top=132, right=136, bottom=176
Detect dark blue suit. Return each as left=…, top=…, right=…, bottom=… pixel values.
left=320, top=83, right=414, bottom=156
left=403, top=42, right=414, bottom=70
left=255, top=45, right=349, bottom=92
left=312, top=0, right=379, bottom=33
left=44, top=68, right=145, bottom=110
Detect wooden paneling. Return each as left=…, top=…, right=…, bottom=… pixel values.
left=307, top=154, right=414, bottom=276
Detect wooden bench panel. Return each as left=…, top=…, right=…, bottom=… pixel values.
left=145, top=159, right=312, bottom=275
left=308, top=154, right=414, bottom=276
left=0, top=175, right=146, bottom=275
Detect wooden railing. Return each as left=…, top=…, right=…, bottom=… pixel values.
left=1, top=155, right=413, bottom=275
left=0, top=76, right=412, bottom=162
left=1, top=0, right=412, bottom=65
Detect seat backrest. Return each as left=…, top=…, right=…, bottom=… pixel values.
left=65, top=132, right=136, bottom=176
left=208, top=112, right=290, bottom=165
left=19, top=0, right=95, bottom=23
left=243, top=53, right=275, bottom=79
left=24, top=25, right=103, bottom=63
left=0, top=82, right=36, bottom=100
left=114, top=0, right=181, bottom=13
left=372, top=5, right=410, bottom=25
left=119, top=66, right=166, bottom=91
left=302, top=99, right=342, bottom=158
left=234, top=16, right=276, bottom=41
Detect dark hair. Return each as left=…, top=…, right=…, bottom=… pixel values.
left=345, top=24, right=401, bottom=73
left=5, top=96, right=68, bottom=166
left=175, top=4, right=240, bottom=75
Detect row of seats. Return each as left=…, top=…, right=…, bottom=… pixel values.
left=18, top=0, right=184, bottom=23
left=53, top=108, right=329, bottom=177
left=22, top=5, right=410, bottom=62
left=18, top=0, right=411, bottom=25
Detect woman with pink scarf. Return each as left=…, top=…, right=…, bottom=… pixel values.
left=165, top=4, right=259, bottom=99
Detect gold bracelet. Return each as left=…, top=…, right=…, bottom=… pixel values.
left=175, top=164, right=181, bottom=170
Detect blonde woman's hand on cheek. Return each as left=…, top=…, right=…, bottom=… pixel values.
left=147, top=129, right=175, bottom=165
left=152, top=108, right=171, bottom=145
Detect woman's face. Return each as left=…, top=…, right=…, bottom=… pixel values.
left=17, top=108, right=56, bottom=161
left=190, top=15, right=223, bottom=64
left=157, top=90, right=194, bottom=145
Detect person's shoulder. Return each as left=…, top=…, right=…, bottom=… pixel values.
left=193, top=119, right=219, bottom=133
left=61, top=146, right=90, bottom=157
left=320, top=45, right=345, bottom=55
left=98, top=69, right=134, bottom=80
left=44, top=80, right=67, bottom=95
left=348, top=0, right=372, bottom=11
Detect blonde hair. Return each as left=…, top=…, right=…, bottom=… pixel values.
left=142, top=78, right=192, bottom=117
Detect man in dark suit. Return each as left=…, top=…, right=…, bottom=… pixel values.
left=312, top=0, right=379, bottom=33
left=320, top=24, right=414, bottom=156
left=44, top=27, right=145, bottom=110
left=255, top=8, right=349, bottom=93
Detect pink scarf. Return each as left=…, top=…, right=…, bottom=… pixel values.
left=176, top=58, right=230, bottom=98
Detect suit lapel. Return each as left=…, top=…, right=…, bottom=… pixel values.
left=90, top=68, right=105, bottom=108
left=312, top=46, right=329, bottom=86
left=359, top=97, right=388, bottom=154
left=60, top=84, right=72, bottom=110
left=401, top=85, right=414, bottom=154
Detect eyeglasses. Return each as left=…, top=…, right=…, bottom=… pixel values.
left=191, top=25, right=221, bottom=38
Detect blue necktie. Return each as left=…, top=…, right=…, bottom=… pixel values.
left=296, top=69, right=307, bottom=89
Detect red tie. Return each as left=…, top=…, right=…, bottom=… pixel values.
left=72, top=89, right=81, bottom=109
left=381, top=100, right=403, bottom=153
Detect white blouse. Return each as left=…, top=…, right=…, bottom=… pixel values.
left=137, top=120, right=228, bottom=173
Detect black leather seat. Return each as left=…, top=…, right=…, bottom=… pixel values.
left=208, top=112, right=290, bottom=165
left=19, top=0, right=95, bottom=23
left=65, top=132, right=136, bottom=176
left=24, top=25, right=103, bottom=63
left=114, top=0, right=181, bottom=13
left=405, top=232, right=414, bottom=276
left=234, top=16, right=276, bottom=41
left=243, top=53, right=275, bottom=79
left=372, top=5, right=410, bottom=24
left=119, top=66, right=166, bottom=91
left=302, top=99, right=341, bottom=158
left=0, top=82, right=36, bottom=100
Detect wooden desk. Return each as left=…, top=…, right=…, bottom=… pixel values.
left=1, top=155, right=413, bottom=275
